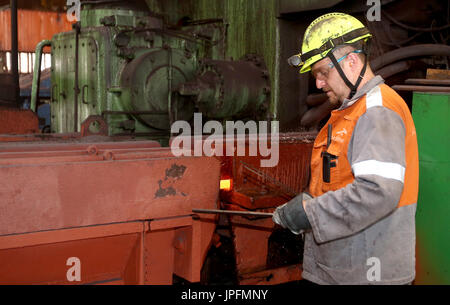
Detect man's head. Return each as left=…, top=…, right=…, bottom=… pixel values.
left=311, top=44, right=373, bottom=103
left=288, top=13, right=373, bottom=102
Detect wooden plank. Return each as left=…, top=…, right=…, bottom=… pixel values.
left=426, top=69, right=450, bottom=80
left=405, top=78, right=450, bottom=86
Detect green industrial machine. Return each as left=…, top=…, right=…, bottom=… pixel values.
left=413, top=91, right=450, bottom=284
left=31, top=1, right=271, bottom=143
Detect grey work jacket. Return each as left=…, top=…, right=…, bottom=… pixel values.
left=302, top=76, right=417, bottom=285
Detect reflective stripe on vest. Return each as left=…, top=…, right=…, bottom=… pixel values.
left=352, top=160, right=405, bottom=183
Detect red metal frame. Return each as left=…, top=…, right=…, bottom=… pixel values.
left=0, top=140, right=219, bottom=284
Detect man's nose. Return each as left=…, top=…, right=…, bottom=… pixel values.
left=316, top=78, right=327, bottom=89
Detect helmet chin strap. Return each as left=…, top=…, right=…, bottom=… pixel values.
left=327, top=51, right=368, bottom=100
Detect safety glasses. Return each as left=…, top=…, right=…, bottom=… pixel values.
left=327, top=49, right=363, bottom=69
left=312, top=50, right=363, bottom=80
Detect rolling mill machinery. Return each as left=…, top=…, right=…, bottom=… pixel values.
left=0, top=0, right=449, bottom=285
left=31, top=0, right=271, bottom=143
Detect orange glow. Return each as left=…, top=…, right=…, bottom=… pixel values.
left=220, top=179, right=232, bottom=191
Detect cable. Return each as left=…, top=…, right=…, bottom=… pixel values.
left=382, top=31, right=424, bottom=47
left=382, top=11, right=450, bottom=32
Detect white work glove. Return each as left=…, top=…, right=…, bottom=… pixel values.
left=272, top=192, right=313, bottom=235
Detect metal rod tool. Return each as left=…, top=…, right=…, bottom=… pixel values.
left=192, top=208, right=273, bottom=217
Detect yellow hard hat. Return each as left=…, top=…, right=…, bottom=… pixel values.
left=288, top=12, right=372, bottom=73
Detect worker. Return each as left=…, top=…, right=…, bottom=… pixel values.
left=273, top=12, right=419, bottom=285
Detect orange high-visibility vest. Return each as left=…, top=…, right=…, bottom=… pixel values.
left=309, top=84, right=419, bottom=208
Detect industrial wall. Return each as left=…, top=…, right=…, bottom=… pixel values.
left=0, top=9, right=73, bottom=52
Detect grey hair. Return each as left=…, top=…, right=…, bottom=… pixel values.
left=331, top=41, right=367, bottom=60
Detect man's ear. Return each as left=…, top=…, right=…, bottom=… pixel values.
left=347, top=53, right=359, bottom=69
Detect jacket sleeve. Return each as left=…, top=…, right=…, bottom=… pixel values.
left=304, top=102, right=406, bottom=244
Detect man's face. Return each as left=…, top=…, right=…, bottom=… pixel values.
left=311, top=56, right=350, bottom=104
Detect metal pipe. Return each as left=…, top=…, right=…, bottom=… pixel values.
left=10, top=0, right=19, bottom=108
left=391, top=85, right=450, bottom=93
left=371, top=44, right=450, bottom=71
left=192, top=208, right=273, bottom=217
left=31, top=40, right=52, bottom=113
left=167, top=46, right=174, bottom=127
left=102, top=110, right=168, bottom=116
left=73, top=22, right=81, bottom=132
left=306, top=93, right=328, bottom=107
left=376, top=60, right=411, bottom=79
left=301, top=99, right=337, bottom=127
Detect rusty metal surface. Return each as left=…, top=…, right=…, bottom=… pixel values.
left=0, top=9, right=73, bottom=52
left=0, top=131, right=155, bottom=144
left=0, top=73, right=16, bottom=105
left=0, top=145, right=219, bottom=235
left=0, top=140, right=161, bottom=153
left=0, top=233, right=140, bottom=285
left=0, top=221, right=144, bottom=284
left=229, top=134, right=314, bottom=210
left=0, top=106, right=39, bottom=134
left=231, top=217, right=274, bottom=277
left=80, top=115, right=109, bottom=137
left=216, top=132, right=314, bottom=211
left=210, top=132, right=314, bottom=283
left=0, top=140, right=219, bottom=284
left=168, top=132, right=313, bottom=283
left=226, top=210, right=305, bottom=284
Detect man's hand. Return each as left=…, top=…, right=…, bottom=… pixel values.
left=272, top=192, right=313, bottom=235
